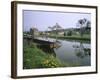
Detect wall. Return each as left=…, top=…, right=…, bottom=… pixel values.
left=0, top=0, right=99, bottom=80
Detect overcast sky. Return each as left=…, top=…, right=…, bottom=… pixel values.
left=23, top=10, right=91, bottom=31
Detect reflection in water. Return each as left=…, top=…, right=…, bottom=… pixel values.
left=37, top=41, right=63, bottom=57
left=73, top=42, right=90, bottom=58
left=53, top=41, right=62, bottom=50
left=54, top=39, right=91, bottom=66
left=24, top=38, right=91, bottom=66
left=37, top=44, right=56, bottom=57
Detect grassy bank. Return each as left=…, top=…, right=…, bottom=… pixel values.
left=48, top=34, right=90, bottom=41
left=23, top=43, right=69, bottom=69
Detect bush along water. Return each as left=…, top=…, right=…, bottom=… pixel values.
left=23, top=42, right=66, bottom=69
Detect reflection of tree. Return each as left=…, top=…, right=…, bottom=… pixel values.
left=73, top=42, right=90, bottom=58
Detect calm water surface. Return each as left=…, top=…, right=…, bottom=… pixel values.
left=53, top=39, right=91, bottom=66
left=24, top=37, right=91, bottom=66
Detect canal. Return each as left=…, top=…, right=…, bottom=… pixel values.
left=53, top=39, right=91, bottom=66
left=24, top=37, right=91, bottom=67
left=36, top=37, right=91, bottom=66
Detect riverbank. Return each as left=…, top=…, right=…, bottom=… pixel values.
left=48, top=35, right=90, bottom=41
left=23, top=43, right=68, bottom=69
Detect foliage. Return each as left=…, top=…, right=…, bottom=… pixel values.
left=67, top=30, right=72, bottom=36
left=77, top=18, right=91, bottom=37
left=23, top=42, right=66, bottom=69
left=42, top=55, right=64, bottom=68
left=63, top=32, right=67, bottom=36
left=49, top=34, right=90, bottom=41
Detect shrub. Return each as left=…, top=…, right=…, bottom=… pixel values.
left=41, top=55, right=63, bottom=68
left=23, top=42, right=66, bottom=69
left=67, top=30, right=72, bottom=36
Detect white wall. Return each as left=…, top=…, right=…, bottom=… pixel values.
left=0, top=0, right=99, bottom=80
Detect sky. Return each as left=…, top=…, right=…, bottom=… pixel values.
left=23, top=10, right=91, bottom=31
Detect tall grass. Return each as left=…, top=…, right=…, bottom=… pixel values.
left=23, top=43, right=67, bottom=69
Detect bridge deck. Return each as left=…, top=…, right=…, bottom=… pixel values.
left=24, top=36, right=61, bottom=48
left=24, top=36, right=56, bottom=44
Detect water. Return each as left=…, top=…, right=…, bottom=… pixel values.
left=53, top=39, right=91, bottom=66
left=24, top=37, right=91, bottom=67
left=36, top=37, right=91, bottom=66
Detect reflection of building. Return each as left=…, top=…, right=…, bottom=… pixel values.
left=30, top=27, right=39, bottom=38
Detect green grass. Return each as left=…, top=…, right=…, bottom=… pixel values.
left=48, top=34, right=90, bottom=41
left=23, top=43, right=68, bottom=69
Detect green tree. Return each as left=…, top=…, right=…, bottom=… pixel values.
left=77, top=18, right=91, bottom=37
left=67, top=30, right=72, bottom=36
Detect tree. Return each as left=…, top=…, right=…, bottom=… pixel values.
left=86, top=21, right=91, bottom=28
left=64, top=32, right=66, bottom=36
left=77, top=18, right=91, bottom=37
left=67, top=30, right=72, bottom=36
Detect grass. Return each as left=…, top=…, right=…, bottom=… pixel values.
left=48, top=34, right=90, bottom=41
left=23, top=42, right=68, bottom=69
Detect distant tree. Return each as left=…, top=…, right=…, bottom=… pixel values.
left=26, top=31, right=30, bottom=34
left=77, top=18, right=91, bottom=37
left=64, top=32, right=66, bottom=36
left=67, top=30, right=72, bottom=36
left=86, top=21, right=91, bottom=28
left=85, top=21, right=91, bottom=30
left=85, top=21, right=91, bottom=34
